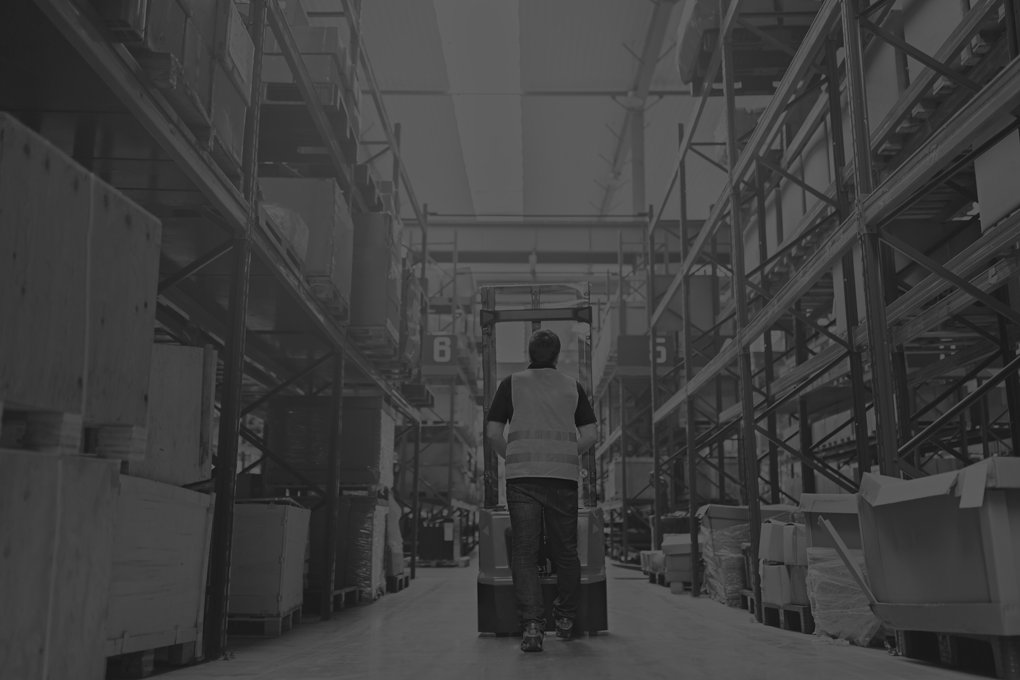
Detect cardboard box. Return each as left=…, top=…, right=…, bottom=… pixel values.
left=662, top=533, right=692, bottom=555
left=800, top=493, right=862, bottom=551
left=760, top=563, right=787, bottom=605
left=787, top=565, right=809, bottom=606
left=666, top=569, right=692, bottom=583
left=759, top=519, right=789, bottom=563
left=782, top=523, right=807, bottom=566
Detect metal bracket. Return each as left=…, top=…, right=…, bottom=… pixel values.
left=479, top=306, right=593, bottom=327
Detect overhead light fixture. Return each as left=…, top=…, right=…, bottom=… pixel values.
left=617, top=90, right=645, bottom=109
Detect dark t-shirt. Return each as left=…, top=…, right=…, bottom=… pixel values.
left=486, top=363, right=598, bottom=427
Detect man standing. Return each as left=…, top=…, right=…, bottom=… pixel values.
left=485, top=329, right=598, bottom=652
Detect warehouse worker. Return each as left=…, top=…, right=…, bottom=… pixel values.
left=485, top=329, right=598, bottom=653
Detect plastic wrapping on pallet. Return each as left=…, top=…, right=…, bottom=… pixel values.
left=385, top=496, right=405, bottom=577
left=339, top=397, right=395, bottom=488
left=806, top=547, right=884, bottom=646
left=264, top=396, right=333, bottom=487
left=699, top=522, right=748, bottom=607
left=332, top=497, right=387, bottom=597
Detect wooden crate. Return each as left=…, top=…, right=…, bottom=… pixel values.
left=228, top=499, right=310, bottom=618
left=126, top=344, right=215, bottom=486
left=0, top=114, right=161, bottom=458
left=259, top=178, right=354, bottom=321
left=86, top=179, right=161, bottom=448
left=105, top=476, right=214, bottom=659
left=0, top=450, right=120, bottom=680
left=0, top=113, right=91, bottom=421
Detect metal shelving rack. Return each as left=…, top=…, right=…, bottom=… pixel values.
left=591, top=0, right=1020, bottom=616
left=11, top=0, right=431, bottom=657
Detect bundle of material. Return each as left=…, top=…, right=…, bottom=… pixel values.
left=699, top=522, right=748, bottom=606
left=806, top=547, right=883, bottom=646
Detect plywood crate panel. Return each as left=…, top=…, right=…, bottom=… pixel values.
left=105, top=476, right=214, bottom=657
left=0, top=450, right=120, bottom=680
left=229, top=500, right=310, bottom=617
left=128, top=344, right=215, bottom=486
left=0, top=113, right=91, bottom=416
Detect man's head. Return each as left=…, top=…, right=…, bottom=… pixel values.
left=528, top=328, right=561, bottom=365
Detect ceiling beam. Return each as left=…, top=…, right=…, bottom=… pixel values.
left=598, top=0, right=677, bottom=216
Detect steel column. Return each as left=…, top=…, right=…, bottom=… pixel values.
left=678, top=140, right=702, bottom=597
left=754, top=161, right=780, bottom=503
left=320, top=354, right=345, bottom=619
left=647, top=208, right=662, bottom=551
left=720, top=0, right=763, bottom=622
left=204, top=0, right=264, bottom=658
left=411, top=423, right=421, bottom=578
left=618, top=378, right=630, bottom=560
left=841, top=0, right=899, bottom=475
left=794, top=301, right=816, bottom=493
left=825, top=36, right=873, bottom=482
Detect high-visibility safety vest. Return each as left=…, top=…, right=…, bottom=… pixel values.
left=506, top=368, right=580, bottom=481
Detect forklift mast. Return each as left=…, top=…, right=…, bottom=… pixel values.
left=478, top=283, right=598, bottom=507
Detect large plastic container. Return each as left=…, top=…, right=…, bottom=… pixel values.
left=860, top=458, right=1020, bottom=635
left=800, top=493, right=862, bottom=550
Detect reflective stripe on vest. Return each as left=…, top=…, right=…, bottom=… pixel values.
left=506, top=369, right=579, bottom=482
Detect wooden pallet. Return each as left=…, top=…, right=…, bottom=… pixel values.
left=347, top=325, right=400, bottom=359
left=896, top=629, right=1020, bottom=680
left=227, top=605, right=302, bottom=637
left=743, top=589, right=815, bottom=635
left=416, top=556, right=471, bottom=568
left=386, top=573, right=410, bottom=593
left=259, top=82, right=358, bottom=161
left=669, top=581, right=694, bottom=595
left=105, top=640, right=198, bottom=679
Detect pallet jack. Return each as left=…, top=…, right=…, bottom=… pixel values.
left=476, top=284, right=608, bottom=636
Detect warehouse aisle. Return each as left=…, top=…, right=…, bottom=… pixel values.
left=166, top=564, right=978, bottom=680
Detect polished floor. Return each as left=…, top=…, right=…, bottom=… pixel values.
left=168, top=564, right=984, bottom=680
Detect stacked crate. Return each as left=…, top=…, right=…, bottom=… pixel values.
left=258, top=16, right=359, bottom=163
left=92, top=0, right=255, bottom=177
left=0, top=114, right=179, bottom=679
left=260, top=177, right=354, bottom=322
left=757, top=519, right=809, bottom=607
left=349, top=213, right=405, bottom=359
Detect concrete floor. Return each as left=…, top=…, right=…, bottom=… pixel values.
left=167, top=564, right=986, bottom=680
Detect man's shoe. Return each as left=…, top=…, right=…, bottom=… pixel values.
left=520, top=623, right=544, bottom=652
left=555, top=617, right=574, bottom=639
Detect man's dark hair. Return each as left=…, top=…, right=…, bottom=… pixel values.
left=529, top=329, right=561, bottom=365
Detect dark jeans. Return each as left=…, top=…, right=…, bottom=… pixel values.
left=506, top=477, right=581, bottom=629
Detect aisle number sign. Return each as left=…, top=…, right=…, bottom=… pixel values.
left=617, top=335, right=675, bottom=368
left=425, top=334, right=458, bottom=365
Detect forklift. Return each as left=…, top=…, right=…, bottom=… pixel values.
left=475, top=283, right=609, bottom=636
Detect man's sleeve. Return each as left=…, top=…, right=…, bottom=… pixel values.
left=487, top=375, right=513, bottom=423
left=574, top=383, right=598, bottom=427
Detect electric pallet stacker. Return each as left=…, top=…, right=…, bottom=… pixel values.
left=476, top=283, right=609, bottom=636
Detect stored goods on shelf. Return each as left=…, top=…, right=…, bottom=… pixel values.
left=349, top=213, right=404, bottom=349
left=662, top=534, right=693, bottom=583
left=127, top=344, right=215, bottom=486
left=0, top=113, right=161, bottom=458
left=338, top=396, right=396, bottom=488
left=416, top=463, right=477, bottom=505
left=264, top=25, right=349, bottom=84
left=117, top=0, right=253, bottom=175
left=259, top=178, right=354, bottom=320
left=228, top=499, right=310, bottom=619
left=696, top=504, right=797, bottom=606
left=385, top=496, right=405, bottom=577
left=262, top=203, right=311, bottom=266
left=0, top=450, right=120, bottom=680
left=860, top=458, right=1020, bottom=635
left=308, top=496, right=387, bottom=600
left=424, top=382, right=480, bottom=427
left=105, top=476, right=214, bottom=660
left=263, top=396, right=333, bottom=488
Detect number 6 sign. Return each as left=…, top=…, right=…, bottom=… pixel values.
left=425, top=334, right=458, bottom=365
